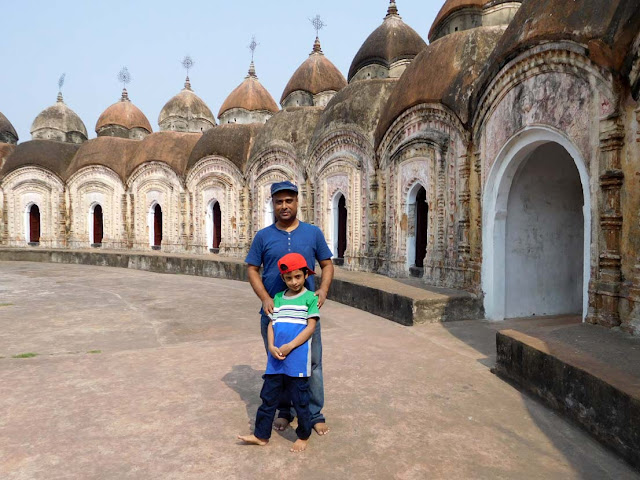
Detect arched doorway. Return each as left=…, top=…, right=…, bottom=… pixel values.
left=483, top=128, right=591, bottom=320
left=414, top=186, right=428, bottom=268
left=210, top=201, right=222, bottom=252
left=332, top=193, right=347, bottom=262
left=152, top=204, right=162, bottom=249
left=28, top=204, right=40, bottom=245
left=407, top=183, right=428, bottom=275
left=92, top=204, right=103, bottom=246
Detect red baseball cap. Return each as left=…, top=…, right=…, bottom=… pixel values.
left=277, top=252, right=315, bottom=275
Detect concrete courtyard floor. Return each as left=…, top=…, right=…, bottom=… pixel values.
left=0, top=261, right=638, bottom=480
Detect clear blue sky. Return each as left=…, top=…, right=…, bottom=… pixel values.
left=3, top=1, right=442, bottom=141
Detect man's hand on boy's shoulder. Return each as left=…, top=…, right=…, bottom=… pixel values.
left=314, top=288, right=328, bottom=308
left=262, top=297, right=275, bottom=315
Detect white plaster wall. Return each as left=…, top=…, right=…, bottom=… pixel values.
left=504, top=142, right=584, bottom=317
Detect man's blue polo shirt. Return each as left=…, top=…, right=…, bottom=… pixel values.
left=245, top=221, right=333, bottom=302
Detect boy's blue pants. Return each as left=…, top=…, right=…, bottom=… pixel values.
left=254, top=374, right=312, bottom=440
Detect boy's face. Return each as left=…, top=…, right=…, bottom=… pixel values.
left=282, top=269, right=308, bottom=293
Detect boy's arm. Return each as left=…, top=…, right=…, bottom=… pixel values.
left=278, top=317, right=317, bottom=356
left=267, top=321, right=285, bottom=360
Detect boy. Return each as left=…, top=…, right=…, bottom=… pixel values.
left=238, top=252, right=320, bottom=452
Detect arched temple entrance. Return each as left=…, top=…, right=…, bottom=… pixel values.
left=407, top=184, right=428, bottom=273
left=332, top=193, right=347, bottom=259
left=91, top=204, right=103, bottom=246
left=483, top=128, right=591, bottom=321
left=150, top=203, right=163, bottom=249
left=27, top=204, right=40, bottom=244
left=209, top=201, right=222, bottom=251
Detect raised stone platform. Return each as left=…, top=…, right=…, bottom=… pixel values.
left=0, top=248, right=483, bottom=326
left=494, top=318, right=640, bottom=470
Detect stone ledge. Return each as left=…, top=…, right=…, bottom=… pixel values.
left=494, top=329, right=640, bottom=470
left=0, top=248, right=484, bottom=326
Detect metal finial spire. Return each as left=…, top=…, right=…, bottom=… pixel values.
left=117, top=67, right=132, bottom=101
left=248, top=35, right=259, bottom=63
left=57, top=73, right=66, bottom=102
left=182, top=55, right=194, bottom=90
left=310, top=15, right=326, bottom=37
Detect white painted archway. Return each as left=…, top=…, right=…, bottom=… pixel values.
left=482, top=126, right=591, bottom=321
left=148, top=202, right=161, bottom=247
left=264, top=198, right=274, bottom=228
left=24, top=202, right=40, bottom=244
left=206, top=199, right=222, bottom=250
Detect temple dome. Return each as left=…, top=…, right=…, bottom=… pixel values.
left=0, top=140, right=80, bottom=181
left=429, top=0, right=521, bottom=42
left=280, top=37, right=347, bottom=108
left=348, top=1, right=426, bottom=83
left=30, top=93, right=87, bottom=144
left=96, top=89, right=152, bottom=140
left=218, top=62, right=279, bottom=125
left=67, top=136, right=140, bottom=183
left=0, top=111, right=19, bottom=144
left=187, top=123, right=263, bottom=174
left=125, top=131, right=200, bottom=178
left=158, top=77, right=216, bottom=133
left=376, top=26, right=505, bottom=148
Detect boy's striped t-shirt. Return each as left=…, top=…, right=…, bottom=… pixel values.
left=266, top=289, right=319, bottom=378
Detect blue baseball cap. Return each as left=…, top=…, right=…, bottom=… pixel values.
left=271, top=181, right=299, bottom=196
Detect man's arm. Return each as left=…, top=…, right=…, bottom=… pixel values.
left=278, top=317, right=318, bottom=356
left=247, top=264, right=275, bottom=315
left=314, top=259, right=334, bottom=308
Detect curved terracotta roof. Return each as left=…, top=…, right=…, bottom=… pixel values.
left=0, top=143, right=16, bottom=175
left=218, top=64, right=279, bottom=118
left=251, top=107, right=324, bottom=162
left=280, top=38, right=347, bottom=104
left=375, top=26, right=505, bottom=147
left=187, top=123, right=263, bottom=173
left=96, top=89, right=153, bottom=134
left=31, top=94, right=88, bottom=138
left=348, top=7, right=426, bottom=82
left=0, top=111, right=18, bottom=143
left=477, top=0, right=640, bottom=86
left=0, top=140, right=80, bottom=181
left=67, top=136, right=140, bottom=183
left=313, top=78, right=398, bottom=148
left=158, top=79, right=215, bottom=128
left=125, top=131, right=201, bottom=178
left=429, top=0, right=487, bottom=40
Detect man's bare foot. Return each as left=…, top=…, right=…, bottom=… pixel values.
left=273, top=418, right=290, bottom=431
left=313, top=422, right=330, bottom=435
left=237, top=434, right=268, bottom=446
left=290, top=438, right=308, bottom=452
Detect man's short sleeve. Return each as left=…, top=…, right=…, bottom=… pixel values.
left=245, top=230, right=263, bottom=267
left=315, top=227, right=333, bottom=261
left=306, top=293, right=320, bottom=319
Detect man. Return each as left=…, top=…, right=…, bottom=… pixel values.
left=245, top=181, right=334, bottom=435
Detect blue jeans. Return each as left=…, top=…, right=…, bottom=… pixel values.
left=254, top=374, right=311, bottom=440
left=260, top=314, right=325, bottom=426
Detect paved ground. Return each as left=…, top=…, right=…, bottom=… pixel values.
left=0, top=261, right=638, bottom=480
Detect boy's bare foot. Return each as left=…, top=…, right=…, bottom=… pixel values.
left=313, top=422, right=330, bottom=435
left=237, top=434, right=268, bottom=446
left=273, top=418, right=290, bottom=431
left=290, top=438, right=308, bottom=452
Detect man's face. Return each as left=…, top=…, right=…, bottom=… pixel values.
left=272, top=191, right=298, bottom=222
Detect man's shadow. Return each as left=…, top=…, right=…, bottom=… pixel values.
left=222, top=364, right=297, bottom=442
